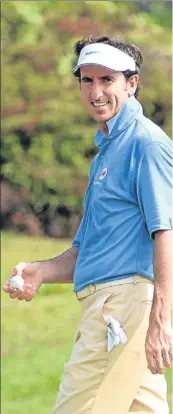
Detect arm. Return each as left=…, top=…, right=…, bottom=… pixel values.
left=38, top=246, right=79, bottom=284
left=151, top=230, right=173, bottom=321
left=145, top=230, right=173, bottom=374
left=3, top=246, right=79, bottom=301
left=135, top=141, right=173, bottom=374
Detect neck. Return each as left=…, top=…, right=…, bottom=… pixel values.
left=98, top=122, right=109, bottom=136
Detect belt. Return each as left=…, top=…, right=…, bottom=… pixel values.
left=76, top=275, right=153, bottom=300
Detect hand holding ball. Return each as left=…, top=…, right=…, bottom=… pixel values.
left=10, top=275, right=24, bottom=289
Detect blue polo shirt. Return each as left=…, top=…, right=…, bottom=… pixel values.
left=72, top=96, right=173, bottom=293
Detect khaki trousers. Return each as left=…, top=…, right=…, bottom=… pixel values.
left=53, top=276, right=169, bottom=414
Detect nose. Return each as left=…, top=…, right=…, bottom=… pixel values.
left=90, top=81, right=104, bottom=101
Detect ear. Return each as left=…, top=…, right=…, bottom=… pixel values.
left=127, top=74, right=139, bottom=96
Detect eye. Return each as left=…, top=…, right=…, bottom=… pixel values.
left=81, top=77, right=92, bottom=83
left=103, top=77, right=113, bottom=83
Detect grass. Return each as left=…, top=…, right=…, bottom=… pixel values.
left=1, top=231, right=172, bottom=414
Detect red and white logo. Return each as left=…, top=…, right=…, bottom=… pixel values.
left=99, top=167, right=108, bottom=180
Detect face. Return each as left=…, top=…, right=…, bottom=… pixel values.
left=79, top=65, right=138, bottom=134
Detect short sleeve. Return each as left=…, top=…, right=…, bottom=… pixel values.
left=136, top=141, right=173, bottom=239
left=72, top=217, right=84, bottom=247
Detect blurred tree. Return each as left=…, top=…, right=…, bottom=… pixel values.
left=1, top=1, right=172, bottom=236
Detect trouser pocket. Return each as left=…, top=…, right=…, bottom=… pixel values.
left=100, top=289, right=128, bottom=352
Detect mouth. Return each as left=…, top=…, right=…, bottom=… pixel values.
left=91, top=101, right=110, bottom=108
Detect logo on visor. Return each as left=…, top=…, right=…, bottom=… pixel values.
left=85, top=51, right=100, bottom=55
left=99, top=168, right=108, bottom=180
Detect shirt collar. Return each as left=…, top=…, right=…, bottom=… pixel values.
left=94, top=96, right=143, bottom=147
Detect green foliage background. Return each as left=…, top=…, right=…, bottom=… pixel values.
left=1, top=0, right=172, bottom=230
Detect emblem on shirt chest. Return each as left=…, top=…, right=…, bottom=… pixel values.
left=99, top=167, right=108, bottom=180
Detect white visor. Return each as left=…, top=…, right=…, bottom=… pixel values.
left=72, top=43, right=136, bottom=75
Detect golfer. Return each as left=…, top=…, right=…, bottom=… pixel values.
left=4, top=36, right=173, bottom=414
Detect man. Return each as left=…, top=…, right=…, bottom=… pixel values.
left=4, top=36, right=173, bottom=413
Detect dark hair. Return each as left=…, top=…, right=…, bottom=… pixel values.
left=73, top=35, right=143, bottom=98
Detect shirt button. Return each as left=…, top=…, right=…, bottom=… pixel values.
left=101, top=155, right=104, bottom=159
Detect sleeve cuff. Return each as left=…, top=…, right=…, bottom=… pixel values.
left=72, top=241, right=80, bottom=248
left=148, top=218, right=173, bottom=240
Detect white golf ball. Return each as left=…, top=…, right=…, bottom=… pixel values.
left=10, top=275, right=24, bottom=289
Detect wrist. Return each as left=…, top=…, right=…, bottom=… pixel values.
left=149, top=299, right=171, bottom=325
left=39, top=261, right=50, bottom=283
left=33, top=260, right=48, bottom=284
